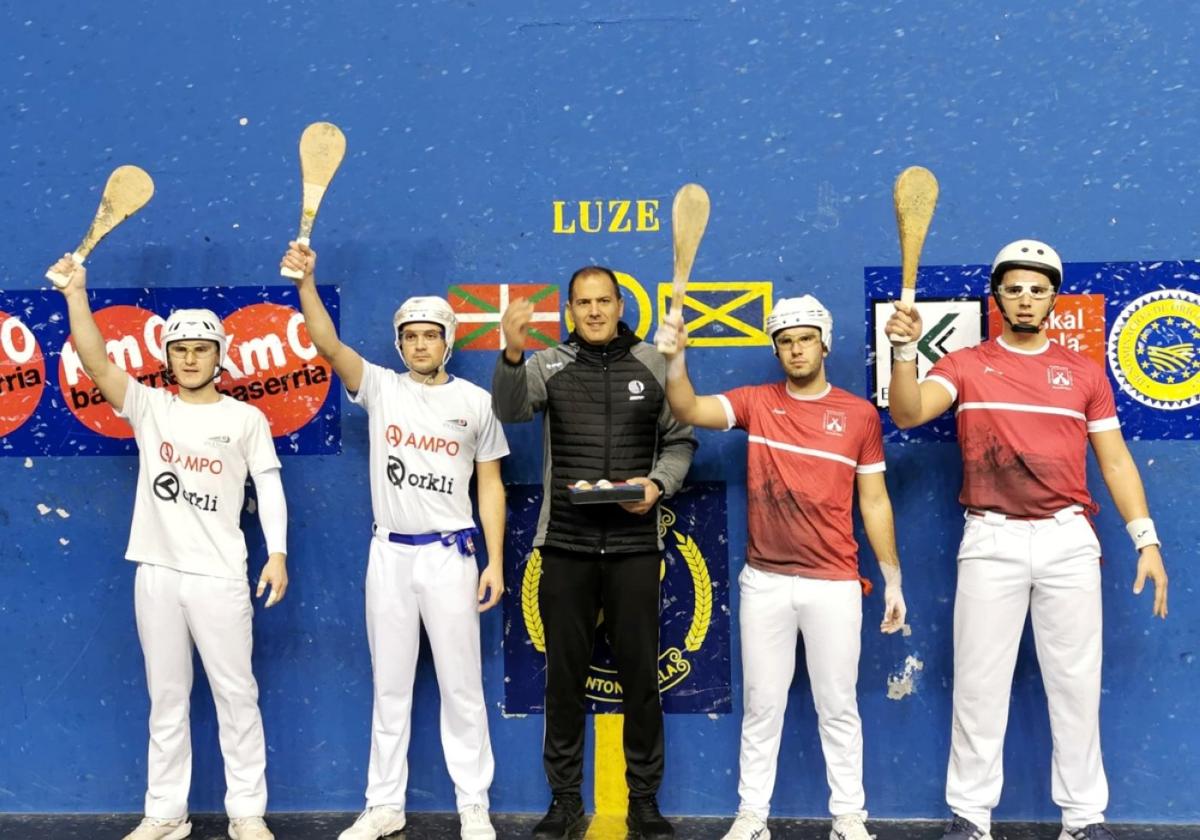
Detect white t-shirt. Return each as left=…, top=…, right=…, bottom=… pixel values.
left=348, top=362, right=509, bottom=535
left=117, top=376, right=281, bottom=580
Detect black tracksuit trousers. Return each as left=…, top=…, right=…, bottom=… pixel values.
left=538, top=547, right=664, bottom=798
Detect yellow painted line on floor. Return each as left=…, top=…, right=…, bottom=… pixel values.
left=587, top=713, right=628, bottom=839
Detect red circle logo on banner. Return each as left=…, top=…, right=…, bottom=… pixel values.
left=218, top=302, right=330, bottom=436
left=58, top=305, right=167, bottom=438
left=0, top=311, right=47, bottom=437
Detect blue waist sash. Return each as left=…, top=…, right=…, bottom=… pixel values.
left=374, top=524, right=478, bottom=557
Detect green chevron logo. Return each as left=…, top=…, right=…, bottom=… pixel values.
left=917, top=313, right=959, bottom=363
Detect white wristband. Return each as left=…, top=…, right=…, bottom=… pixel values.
left=1125, top=517, right=1160, bottom=550
left=892, top=342, right=917, bottom=363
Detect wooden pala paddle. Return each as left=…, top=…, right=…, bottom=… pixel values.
left=893, top=165, right=939, bottom=308
left=656, top=183, right=711, bottom=354
left=280, top=121, right=346, bottom=279
left=45, top=165, right=154, bottom=288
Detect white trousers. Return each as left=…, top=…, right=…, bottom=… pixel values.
left=363, top=536, right=494, bottom=813
left=736, top=565, right=866, bottom=820
left=134, top=563, right=267, bottom=819
left=946, top=510, right=1107, bottom=832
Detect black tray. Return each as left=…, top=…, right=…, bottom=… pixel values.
left=568, top=483, right=646, bottom=504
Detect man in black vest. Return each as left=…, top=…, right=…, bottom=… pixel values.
left=493, top=266, right=696, bottom=840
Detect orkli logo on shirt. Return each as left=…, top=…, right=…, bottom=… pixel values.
left=152, top=471, right=180, bottom=501
left=386, top=456, right=455, bottom=495
left=159, top=440, right=224, bottom=474
left=0, top=311, right=45, bottom=439
left=823, top=409, right=847, bottom=436
left=385, top=423, right=462, bottom=456
left=151, top=470, right=219, bottom=512
left=628, top=379, right=645, bottom=401
left=771, top=407, right=787, bottom=415
left=444, top=418, right=469, bottom=430
left=1047, top=365, right=1074, bottom=390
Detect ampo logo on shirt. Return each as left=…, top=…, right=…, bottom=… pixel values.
left=159, top=441, right=223, bottom=474
left=384, top=423, right=462, bottom=457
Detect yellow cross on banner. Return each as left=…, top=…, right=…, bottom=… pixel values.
left=656, top=281, right=774, bottom=347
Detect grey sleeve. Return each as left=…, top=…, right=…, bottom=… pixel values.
left=491, top=350, right=549, bottom=423
left=650, top=394, right=697, bottom=497
left=636, top=344, right=696, bottom=497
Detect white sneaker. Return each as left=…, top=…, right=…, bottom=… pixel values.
left=459, top=804, right=497, bottom=840
left=228, top=816, right=274, bottom=840
left=831, top=814, right=874, bottom=840
left=122, top=817, right=192, bottom=840
left=338, top=806, right=408, bottom=840
left=721, top=811, right=770, bottom=840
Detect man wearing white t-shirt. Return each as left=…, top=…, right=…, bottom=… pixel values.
left=281, top=243, right=506, bottom=840
left=885, top=240, right=1169, bottom=840
left=656, top=296, right=906, bottom=840
left=48, top=255, right=289, bottom=840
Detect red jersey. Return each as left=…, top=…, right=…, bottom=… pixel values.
left=927, top=337, right=1119, bottom=517
left=717, top=382, right=886, bottom=581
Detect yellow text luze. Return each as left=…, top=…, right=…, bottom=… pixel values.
left=552, top=199, right=660, bottom=234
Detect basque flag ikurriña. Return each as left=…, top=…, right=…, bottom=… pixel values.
left=448, top=283, right=561, bottom=350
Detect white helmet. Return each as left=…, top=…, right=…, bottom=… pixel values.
left=161, top=308, right=227, bottom=367
left=990, top=239, right=1063, bottom=291
left=765, top=295, right=833, bottom=353
left=393, top=295, right=457, bottom=368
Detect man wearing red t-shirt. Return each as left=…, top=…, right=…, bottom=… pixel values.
left=885, top=239, right=1169, bottom=840
left=657, top=296, right=906, bottom=840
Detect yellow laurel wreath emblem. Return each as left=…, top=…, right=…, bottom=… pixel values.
left=676, top=531, right=712, bottom=652
left=521, top=549, right=546, bottom=653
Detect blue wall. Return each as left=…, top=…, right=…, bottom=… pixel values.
left=1, top=0, right=1197, bottom=822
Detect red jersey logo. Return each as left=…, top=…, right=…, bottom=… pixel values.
left=823, top=410, right=847, bottom=436
left=1047, top=365, right=1074, bottom=390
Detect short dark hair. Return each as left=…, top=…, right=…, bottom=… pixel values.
left=568, top=265, right=621, bottom=302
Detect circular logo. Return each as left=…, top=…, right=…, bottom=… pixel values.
left=385, top=424, right=404, bottom=447
left=628, top=379, right=645, bottom=395
left=219, top=303, right=331, bottom=436
left=0, top=311, right=46, bottom=437
left=1107, top=290, right=1200, bottom=410
left=386, top=455, right=406, bottom=487
left=160, top=441, right=174, bottom=462
left=58, top=305, right=165, bottom=439
left=152, top=471, right=180, bottom=501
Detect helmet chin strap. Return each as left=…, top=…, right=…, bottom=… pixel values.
left=995, top=291, right=1057, bottom=335
left=396, top=328, right=451, bottom=380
